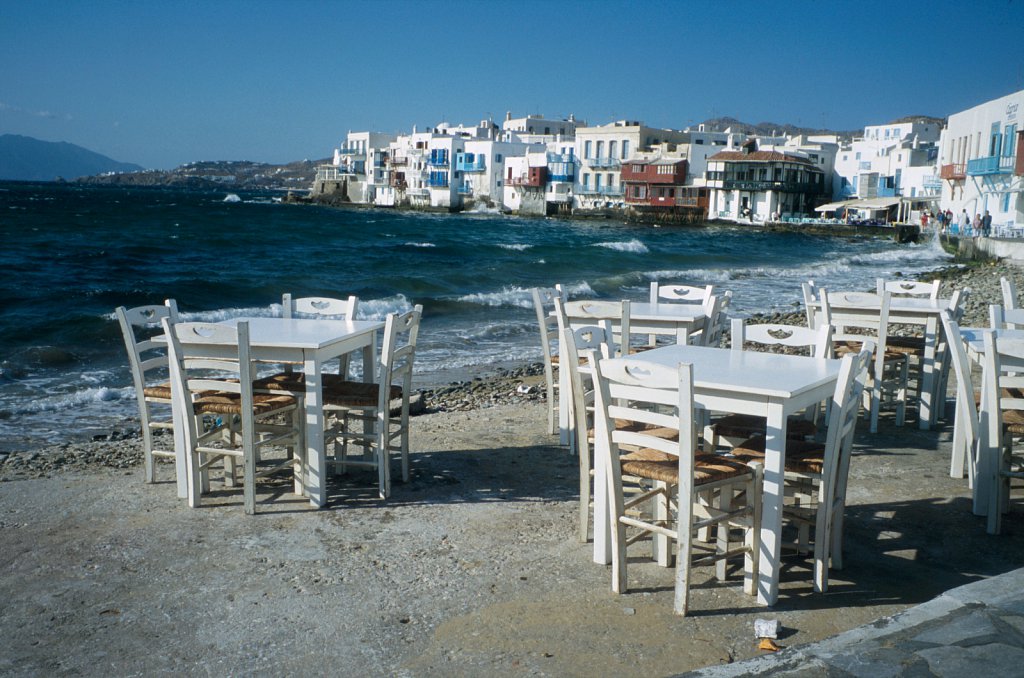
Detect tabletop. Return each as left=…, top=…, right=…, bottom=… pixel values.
left=609, top=343, right=841, bottom=398
left=221, top=317, right=384, bottom=347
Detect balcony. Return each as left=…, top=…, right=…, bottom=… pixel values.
left=427, top=157, right=450, bottom=167
left=876, top=186, right=897, bottom=197
left=549, top=173, right=574, bottom=182
left=940, top=163, right=965, bottom=180
left=457, top=185, right=473, bottom=195
left=923, top=175, right=942, bottom=190
left=427, top=178, right=450, bottom=188
left=599, top=186, right=623, bottom=197
left=406, top=188, right=428, bottom=196
left=338, top=148, right=364, bottom=156
left=967, top=155, right=1016, bottom=176
left=723, top=180, right=820, bottom=193
left=390, top=156, right=408, bottom=167
left=455, top=158, right=486, bottom=172
left=588, top=156, right=621, bottom=169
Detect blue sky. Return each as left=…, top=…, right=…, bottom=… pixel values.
left=2, top=0, right=1023, bottom=169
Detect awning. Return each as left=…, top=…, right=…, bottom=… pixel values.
left=814, top=199, right=858, bottom=212
left=847, top=197, right=900, bottom=210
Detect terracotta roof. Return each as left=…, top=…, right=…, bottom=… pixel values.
left=707, top=150, right=814, bottom=165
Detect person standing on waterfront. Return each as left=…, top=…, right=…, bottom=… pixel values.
left=960, top=209, right=970, bottom=234
left=973, top=213, right=982, bottom=236
left=982, top=210, right=992, bottom=237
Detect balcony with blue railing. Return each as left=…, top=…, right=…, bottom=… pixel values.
left=923, top=175, right=942, bottom=190
left=547, top=152, right=575, bottom=163
left=876, top=186, right=896, bottom=197
left=967, top=155, right=1016, bottom=176
left=427, top=177, right=450, bottom=188
left=455, top=158, right=486, bottom=172
left=599, top=186, right=623, bottom=196
left=549, top=173, right=575, bottom=182
left=338, top=148, right=364, bottom=156
left=457, top=185, right=473, bottom=195
left=588, top=156, right=621, bottom=169
left=427, top=157, right=450, bottom=167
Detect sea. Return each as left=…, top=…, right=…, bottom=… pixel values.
left=0, top=181, right=954, bottom=452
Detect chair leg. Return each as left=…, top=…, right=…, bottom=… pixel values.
left=673, top=487, right=694, bottom=615
left=578, top=444, right=591, bottom=543
left=745, top=466, right=762, bottom=597
left=716, top=487, right=732, bottom=581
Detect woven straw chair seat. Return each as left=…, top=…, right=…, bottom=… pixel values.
left=587, top=420, right=679, bottom=443
left=712, top=413, right=816, bottom=441
left=886, top=335, right=927, bottom=355
left=142, top=382, right=172, bottom=400
left=191, top=391, right=297, bottom=416
left=834, top=339, right=906, bottom=361
left=619, top=448, right=752, bottom=485
left=254, top=372, right=402, bottom=407
left=729, top=435, right=826, bottom=474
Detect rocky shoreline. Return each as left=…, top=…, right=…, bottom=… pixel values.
left=2, top=258, right=1019, bottom=483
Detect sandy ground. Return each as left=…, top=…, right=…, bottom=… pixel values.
left=3, top=396, right=1024, bottom=678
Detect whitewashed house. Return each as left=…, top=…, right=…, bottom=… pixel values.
left=939, top=88, right=1024, bottom=234
left=833, top=120, right=941, bottom=203
left=573, top=121, right=690, bottom=211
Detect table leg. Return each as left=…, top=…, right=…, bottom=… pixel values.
left=304, top=356, right=326, bottom=508
left=975, top=366, right=996, bottom=516
left=558, top=334, right=571, bottom=446
left=757, top=401, right=787, bottom=607
left=918, top=316, right=939, bottom=430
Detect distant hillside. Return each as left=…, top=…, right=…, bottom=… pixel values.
left=76, top=158, right=327, bottom=190
left=0, top=134, right=142, bottom=181
left=700, top=116, right=861, bottom=141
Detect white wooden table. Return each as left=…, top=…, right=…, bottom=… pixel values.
left=557, top=302, right=706, bottom=444
left=594, top=343, right=842, bottom=607
left=166, top=317, right=384, bottom=508
left=813, top=296, right=951, bottom=429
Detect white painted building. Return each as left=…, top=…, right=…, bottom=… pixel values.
left=573, top=121, right=690, bottom=210
left=939, top=88, right=1024, bottom=234
left=833, top=120, right=941, bottom=202
left=501, top=113, right=580, bottom=138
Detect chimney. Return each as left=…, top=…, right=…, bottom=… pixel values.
left=506, top=111, right=512, bottom=121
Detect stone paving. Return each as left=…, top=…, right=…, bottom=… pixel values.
left=682, top=567, right=1024, bottom=677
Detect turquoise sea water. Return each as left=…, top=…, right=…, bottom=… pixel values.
left=0, top=181, right=953, bottom=450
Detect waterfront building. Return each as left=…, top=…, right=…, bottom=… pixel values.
left=573, top=121, right=690, bottom=212
left=705, top=139, right=828, bottom=220
left=502, top=150, right=549, bottom=216
left=939, top=88, right=1024, bottom=234
left=501, top=112, right=580, bottom=138
left=834, top=120, right=941, bottom=204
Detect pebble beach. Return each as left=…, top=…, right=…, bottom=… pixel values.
left=3, top=256, right=1024, bottom=676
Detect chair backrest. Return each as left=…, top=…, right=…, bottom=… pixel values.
left=1001, top=277, right=1018, bottom=312
left=532, top=285, right=565, bottom=365
left=940, top=311, right=979, bottom=469
left=590, top=355, right=692, bottom=488
left=650, top=282, right=714, bottom=306
left=116, top=299, right=180, bottom=399
left=731, top=318, right=833, bottom=358
left=162, top=319, right=256, bottom=452
left=818, top=344, right=873, bottom=516
left=820, top=288, right=894, bottom=373
left=282, top=294, right=358, bottom=320
left=378, top=305, right=423, bottom=406
left=980, top=329, right=1024, bottom=455
left=561, top=323, right=613, bottom=447
left=562, top=299, right=631, bottom=357
left=876, top=278, right=940, bottom=301
left=989, top=304, right=1024, bottom=331
left=697, top=291, right=731, bottom=347
left=802, top=280, right=819, bottom=328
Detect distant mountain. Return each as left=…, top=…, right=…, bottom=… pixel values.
left=0, top=134, right=142, bottom=181
left=76, top=158, right=328, bottom=190
left=700, top=116, right=861, bottom=141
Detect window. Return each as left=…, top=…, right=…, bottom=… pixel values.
left=584, top=140, right=592, bottom=158
left=596, top=140, right=604, bottom=159
left=622, top=140, right=629, bottom=159
left=1004, top=124, right=1017, bottom=156
left=496, top=154, right=502, bottom=162
left=582, top=173, right=590, bottom=189
left=609, top=140, right=617, bottom=158
left=855, top=152, right=861, bottom=160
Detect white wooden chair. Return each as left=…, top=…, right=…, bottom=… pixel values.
left=319, top=306, right=423, bottom=499
left=649, top=282, right=714, bottom=306
left=1001, top=277, right=1019, bottom=315
left=703, top=319, right=833, bottom=452
left=281, top=293, right=359, bottom=377
left=730, top=345, right=872, bottom=592
left=531, top=286, right=566, bottom=435
left=941, top=312, right=980, bottom=483
left=697, top=291, right=731, bottom=347
left=589, top=354, right=762, bottom=615
left=115, top=300, right=180, bottom=485
left=562, top=299, right=631, bottom=357
left=820, top=289, right=908, bottom=433
left=990, top=304, right=1024, bottom=332
left=980, top=330, right=1024, bottom=534
left=801, top=280, right=820, bottom=329
left=560, top=322, right=614, bottom=542
left=163, top=319, right=303, bottom=514
left=876, top=277, right=940, bottom=301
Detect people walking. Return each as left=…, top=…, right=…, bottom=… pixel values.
left=982, top=210, right=992, bottom=237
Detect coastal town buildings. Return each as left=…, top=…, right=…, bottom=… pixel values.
left=705, top=139, right=829, bottom=221
left=939, top=87, right=1024, bottom=234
